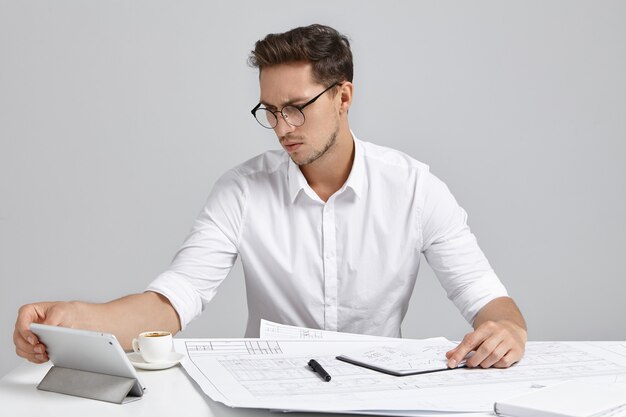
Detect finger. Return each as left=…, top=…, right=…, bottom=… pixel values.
left=448, top=331, right=488, bottom=368
left=13, top=328, right=50, bottom=360
left=13, top=328, right=37, bottom=355
left=13, top=324, right=46, bottom=362
left=15, top=303, right=51, bottom=347
left=493, top=348, right=524, bottom=368
left=445, top=346, right=457, bottom=359
left=15, top=346, right=49, bottom=364
left=475, top=340, right=509, bottom=368
left=466, top=333, right=506, bottom=368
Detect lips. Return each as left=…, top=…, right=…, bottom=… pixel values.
left=283, top=142, right=303, bottom=152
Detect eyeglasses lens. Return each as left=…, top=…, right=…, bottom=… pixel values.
left=282, top=106, right=304, bottom=127
left=255, top=110, right=275, bottom=129
left=256, top=107, right=305, bottom=129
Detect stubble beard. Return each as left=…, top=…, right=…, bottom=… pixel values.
left=292, top=128, right=339, bottom=167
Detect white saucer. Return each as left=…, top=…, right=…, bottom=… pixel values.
left=127, top=352, right=184, bottom=370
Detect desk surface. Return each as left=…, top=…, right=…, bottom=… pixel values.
left=0, top=362, right=493, bottom=417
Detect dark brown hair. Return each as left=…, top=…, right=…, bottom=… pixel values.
left=249, top=24, right=353, bottom=86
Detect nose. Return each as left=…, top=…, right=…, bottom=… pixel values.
left=273, top=113, right=296, bottom=137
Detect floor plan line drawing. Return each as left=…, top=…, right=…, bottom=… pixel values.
left=184, top=340, right=283, bottom=356
left=261, top=325, right=325, bottom=340
left=180, top=339, right=626, bottom=399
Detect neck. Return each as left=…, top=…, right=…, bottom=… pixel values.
left=300, top=127, right=354, bottom=202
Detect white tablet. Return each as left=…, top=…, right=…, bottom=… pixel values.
left=30, top=323, right=146, bottom=398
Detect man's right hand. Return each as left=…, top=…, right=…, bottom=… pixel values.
left=14, top=292, right=181, bottom=364
left=13, top=301, right=79, bottom=364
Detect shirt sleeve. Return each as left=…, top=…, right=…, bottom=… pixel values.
left=419, top=170, right=508, bottom=325
left=146, top=169, right=247, bottom=330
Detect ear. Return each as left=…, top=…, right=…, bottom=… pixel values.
left=337, top=82, right=353, bottom=115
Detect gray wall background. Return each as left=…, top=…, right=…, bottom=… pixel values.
left=1, top=1, right=625, bottom=377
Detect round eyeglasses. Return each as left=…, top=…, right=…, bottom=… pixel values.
left=250, top=82, right=339, bottom=129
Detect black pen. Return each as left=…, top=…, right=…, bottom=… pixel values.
left=308, top=359, right=331, bottom=381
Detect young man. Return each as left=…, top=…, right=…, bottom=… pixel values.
left=14, top=24, right=527, bottom=369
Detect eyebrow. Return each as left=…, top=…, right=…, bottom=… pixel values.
left=259, top=95, right=309, bottom=109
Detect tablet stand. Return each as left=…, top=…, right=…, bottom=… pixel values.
left=37, top=366, right=142, bottom=404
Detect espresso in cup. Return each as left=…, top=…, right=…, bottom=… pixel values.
left=132, top=331, right=173, bottom=363
left=145, top=331, right=169, bottom=338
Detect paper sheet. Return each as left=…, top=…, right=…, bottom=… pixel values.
left=175, top=323, right=626, bottom=415
left=336, top=342, right=462, bottom=375
left=259, top=319, right=399, bottom=341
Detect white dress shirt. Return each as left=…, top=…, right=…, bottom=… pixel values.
left=147, top=135, right=508, bottom=337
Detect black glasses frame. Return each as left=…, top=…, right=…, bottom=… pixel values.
left=251, top=82, right=340, bottom=129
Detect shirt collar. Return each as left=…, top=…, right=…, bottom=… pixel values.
left=288, top=157, right=309, bottom=202
left=287, top=132, right=366, bottom=203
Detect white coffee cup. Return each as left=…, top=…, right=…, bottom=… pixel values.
left=132, top=331, right=173, bottom=363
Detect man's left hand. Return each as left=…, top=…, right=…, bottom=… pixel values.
left=446, top=319, right=527, bottom=369
left=445, top=297, right=527, bottom=369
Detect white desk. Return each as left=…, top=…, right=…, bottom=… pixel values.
left=0, top=362, right=493, bottom=417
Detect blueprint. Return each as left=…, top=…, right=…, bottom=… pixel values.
left=174, top=323, right=626, bottom=414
